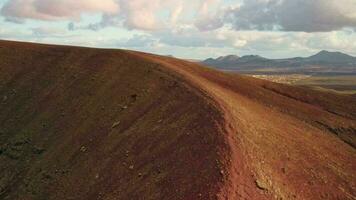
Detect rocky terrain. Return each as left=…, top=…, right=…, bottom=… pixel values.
left=0, top=40, right=355, bottom=200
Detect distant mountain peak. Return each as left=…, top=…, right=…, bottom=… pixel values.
left=216, top=55, right=240, bottom=62
left=318, top=50, right=330, bottom=54
left=238, top=55, right=268, bottom=62
left=240, top=55, right=265, bottom=59
left=308, top=50, right=356, bottom=62
left=315, top=50, right=343, bottom=56
left=202, top=50, right=356, bottom=72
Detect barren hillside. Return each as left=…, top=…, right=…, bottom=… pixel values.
left=0, top=40, right=355, bottom=200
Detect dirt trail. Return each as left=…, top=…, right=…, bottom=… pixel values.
left=133, top=52, right=356, bottom=200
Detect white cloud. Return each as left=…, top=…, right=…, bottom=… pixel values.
left=2, top=0, right=356, bottom=33
left=32, top=26, right=66, bottom=37
left=225, top=0, right=356, bottom=32
left=1, top=0, right=119, bottom=21
left=103, top=0, right=204, bottom=31
left=117, top=34, right=158, bottom=48
left=118, top=0, right=162, bottom=30
left=1, top=0, right=356, bottom=59
left=170, top=3, right=183, bottom=25
left=1, top=0, right=216, bottom=31
left=194, top=0, right=224, bottom=31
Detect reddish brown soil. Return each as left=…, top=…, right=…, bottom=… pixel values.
left=0, top=40, right=355, bottom=200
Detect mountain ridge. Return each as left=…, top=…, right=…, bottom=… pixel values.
left=203, top=50, right=356, bottom=74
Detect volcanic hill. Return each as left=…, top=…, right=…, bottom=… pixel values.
left=0, top=40, right=355, bottom=200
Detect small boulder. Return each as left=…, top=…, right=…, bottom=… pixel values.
left=255, top=179, right=268, bottom=190
left=219, top=170, right=225, bottom=176
left=112, top=121, right=121, bottom=128
left=80, top=146, right=87, bottom=152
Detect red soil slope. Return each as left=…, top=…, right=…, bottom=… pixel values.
left=0, top=40, right=355, bottom=200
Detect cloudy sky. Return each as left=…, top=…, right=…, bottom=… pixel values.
left=0, top=0, right=356, bottom=59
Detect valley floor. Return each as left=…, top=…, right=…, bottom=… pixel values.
left=247, top=74, right=356, bottom=95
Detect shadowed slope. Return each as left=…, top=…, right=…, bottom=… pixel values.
left=0, top=40, right=355, bottom=200
left=0, top=41, right=230, bottom=200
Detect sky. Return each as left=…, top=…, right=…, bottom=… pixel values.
left=0, top=0, right=356, bottom=59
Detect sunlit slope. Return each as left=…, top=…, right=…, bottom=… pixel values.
left=134, top=51, right=356, bottom=200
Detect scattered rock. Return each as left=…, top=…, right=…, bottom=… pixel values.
left=130, top=94, right=138, bottom=101
left=2, top=95, right=7, bottom=102
left=281, top=167, right=286, bottom=174
left=129, top=165, right=134, bottom=170
left=112, top=121, right=121, bottom=128
left=169, top=81, right=178, bottom=88
left=32, top=146, right=45, bottom=155
left=0, top=145, right=5, bottom=155
left=3, top=139, right=30, bottom=160
left=13, top=140, right=28, bottom=146
left=255, top=179, right=268, bottom=190
left=80, top=146, right=87, bottom=152
left=138, top=173, right=142, bottom=177
left=5, top=148, right=22, bottom=160
left=219, top=170, right=225, bottom=176
left=42, top=173, right=52, bottom=180
left=155, top=167, right=161, bottom=174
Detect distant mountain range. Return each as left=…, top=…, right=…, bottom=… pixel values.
left=202, top=50, right=356, bottom=75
